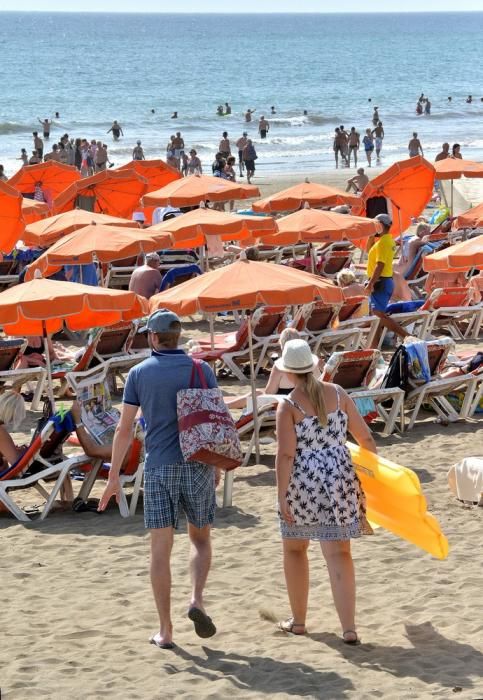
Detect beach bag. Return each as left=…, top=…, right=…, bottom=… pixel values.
left=177, top=360, right=243, bottom=471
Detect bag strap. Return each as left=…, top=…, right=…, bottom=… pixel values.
left=190, top=359, right=208, bottom=389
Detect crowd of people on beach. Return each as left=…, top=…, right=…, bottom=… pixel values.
left=1, top=91, right=481, bottom=183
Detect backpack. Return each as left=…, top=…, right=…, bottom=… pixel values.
left=381, top=346, right=410, bottom=395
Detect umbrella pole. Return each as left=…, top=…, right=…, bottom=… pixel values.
left=246, top=310, right=260, bottom=462
left=42, top=321, right=56, bottom=413
left=309, top=243, right=315, bottom=274
left=209, top=313, right=215, bottom=351
left=450, top=180, right=454, bottom=216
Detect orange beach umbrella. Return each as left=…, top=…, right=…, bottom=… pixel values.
left=23, top=209, right=140, bottom=247
left=8, top=161, right=80, bottom=200
left=453, top=202, right=483, bottom=230
left=150, top=258, right=343, bottom=458
left=143, top=175, right=260, bottom=208
left=148, top=207, right=277, bottom=248
left=150, top=258, right=343, bottom=316
left=118, top=159, right=181, bottom=191
left=0, top=180, right=24, bottom=253
left=53, top=169, right=148, bottom=218
left=0, top=277, right=149, bottom=408
left=433, top=159, right=483, bottom=180
left=25, top=224, right=173, bottom=281
left=353, top=156, right=435, bottom=237
left=251, top=181, right=359, bottom=214
left=423, top=236, right=483, bottom=272
left=21, top=198, right=50, bottom=225
left=256, top=207, right=382, bottom=246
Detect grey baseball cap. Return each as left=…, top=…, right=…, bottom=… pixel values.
left=375, top=213, right=392, bottom=227
left=143, top=309, right=181, bottom=333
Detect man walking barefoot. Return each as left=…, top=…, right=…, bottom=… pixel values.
left=99, top=310, right=219, bottom=650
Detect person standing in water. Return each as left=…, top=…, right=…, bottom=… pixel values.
left=408, top=132, right=424, bottom=158
left=245, top=108, right=256, bottom=123
left=371, top=121, right=384, bottom=163
left=372, top=107, right=379, bottom=126
left=38, top=117, right=52, bottom=139
left=258, top=116, right=270, bottom=139
left=236, top=131, right=248, bottom=177
left=107, top=120, right=123, bottom=141
left=347, top=127, right=360, bottom=167
left=132, top=141, right=145, bottom=160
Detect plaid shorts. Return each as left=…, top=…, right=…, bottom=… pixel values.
left=144, top=462, right=216, bottom=530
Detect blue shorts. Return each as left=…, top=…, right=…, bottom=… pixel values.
left=144, top=462, right=216, bottom=530
left=370, top=277, right=394, bottom=313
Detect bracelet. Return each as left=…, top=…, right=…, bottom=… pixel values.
left=75, top=422, right=83, bottom=429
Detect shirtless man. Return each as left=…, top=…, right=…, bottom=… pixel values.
left=346, top=168, right=369, bottom=193
left=172, top=132, right=185, bottom=169
left=107, top=120, right=123, bottom=140
left=258, top=116, right=270, bottom=139
left=435, top=143, right=450, bottom=162
left=219, top=132, right=231, bottom=158
left=29, top=150, right=41, bottom=165
left=95, top=142, right=108, bottom=171
left=333, top=128, right=348, bottom=169
left=132, top=140, right=145, bottom=160
left=44, top=144, right=60, bottom=162
left=236, top=132, right=248, bottom=177
left=347, top=126, right=360, bottom=167
left=372, top=107, right=379, bottom=126
left=371, top=122, right=384, bottom=162
left=32, top=132, right=44, bottom=159
left=245, top=109, right=256, bottom=123
left=224, top=102, right=232, bottom=115
left=408, top=132, right=424, bottom=158
left=38, top=118, right=52, bottom=139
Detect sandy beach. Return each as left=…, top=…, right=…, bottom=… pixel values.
left=1, top=300, right=482, bottom=700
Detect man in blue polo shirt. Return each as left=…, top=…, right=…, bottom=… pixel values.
left=99, top=309, right=219, bottom=650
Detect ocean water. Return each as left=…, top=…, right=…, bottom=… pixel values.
left=1, top=11, right=483, bottom=178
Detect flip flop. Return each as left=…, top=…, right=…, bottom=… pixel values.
left=188, top=607, right=217, bottom=638
left=149, top=634, right=176, bottom=650
left=342, top=630, right=361, bottom=646
left=278, top=618, right=306, bottom=635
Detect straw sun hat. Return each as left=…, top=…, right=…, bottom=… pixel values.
left=275, top=339, right=318, bottom=374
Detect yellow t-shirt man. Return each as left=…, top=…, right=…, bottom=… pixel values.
left=366, top=233, right=396, bottom=278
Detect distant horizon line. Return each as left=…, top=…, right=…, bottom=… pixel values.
left=1, top=8, right=482, bottom=13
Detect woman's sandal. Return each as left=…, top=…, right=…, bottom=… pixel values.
left=278, top=618, right=306, bottom=635
left=342, top=630, right=361, bottom=645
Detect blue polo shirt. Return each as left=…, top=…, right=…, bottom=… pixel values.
left=123, top=350, right=217, bottom=471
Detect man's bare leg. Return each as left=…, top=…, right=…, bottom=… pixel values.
left=188, top=523, right=212, bottom=611
left=371, top=309, right=409, bottom=348
left=150, top=527, right=174, bottom=644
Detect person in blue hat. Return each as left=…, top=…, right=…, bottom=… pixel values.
left=99, top=309, right=219, bottom=650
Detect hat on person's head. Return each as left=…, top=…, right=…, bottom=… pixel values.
left=146, top=252, right=161, bottom=264
left=137, top=140, right=141, bottom=145
left=275, top=339, right=318, bottom=374
left=145, top=309, right=181, bottom=334
left=375, top=213, right=392, bottom=228
left=132, top=211, right=145, bottom=222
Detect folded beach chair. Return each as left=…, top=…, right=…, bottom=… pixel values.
left=104, top=255, right=140, bottom=289
left=378, top=300, right=432, bottom=348
left=0, top=418, right=90, bottom=522
left=403, top=338, right=478, bottom=430
left=423, top=287, right=483, bottom=341
left=65, top=361, right=145, bottom=516
left=0, top=337, right=47, bottom=411
left=322, top=349, right=405, bottom=435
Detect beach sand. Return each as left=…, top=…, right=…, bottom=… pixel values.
left=1, top=175, right=482, bottom=700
